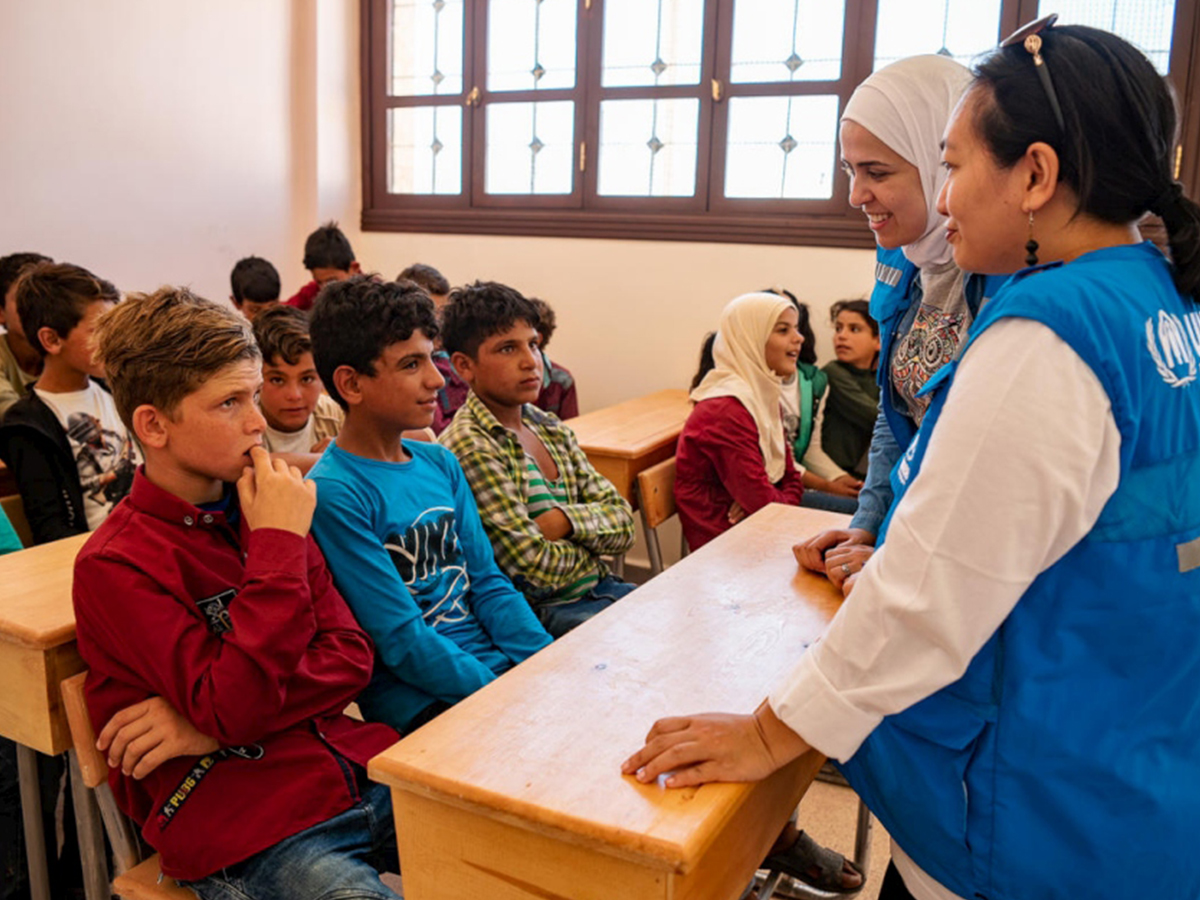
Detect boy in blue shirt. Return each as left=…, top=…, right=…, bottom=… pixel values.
left=307, top=276, right=551, bottom=734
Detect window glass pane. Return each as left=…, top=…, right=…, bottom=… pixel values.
left=598, top=99, right=699, bottom=197
left=601, top=0, right=704, bottom=87
left=485, top=101, right=575, bottom=194
left=1041, top=0, right=1175, bottom=74
left=391, top=0, right=464, bottom=96
left=873, top=0, right=1001, bottom=70
left=487, top=0, right=577, bottom=91
left=388, top=107, right=463, bottom=194
left=724, top=96, right=838, bottom=199
left=731, top=0, right=846, bottom=83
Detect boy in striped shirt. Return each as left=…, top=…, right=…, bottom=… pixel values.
left=439, top=282, right=637, bottom=637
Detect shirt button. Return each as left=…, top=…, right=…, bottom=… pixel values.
left=202, top=515, right=214, bottom=524
left=183, top=516, right=194, bottom=526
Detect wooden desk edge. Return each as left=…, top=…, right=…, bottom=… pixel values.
left=0, top=622, right=78, bottom=651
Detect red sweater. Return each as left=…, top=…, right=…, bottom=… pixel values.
left=72, top=471, right=399, bottom=880
left=674, top=395, right=804, bottom=551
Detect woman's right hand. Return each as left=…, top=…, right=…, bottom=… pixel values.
left=793, top=527, right=875, bottom=573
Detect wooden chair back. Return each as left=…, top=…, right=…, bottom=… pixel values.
left=635, top=456, right=681, bottom=577
left=61, top=672, right=108, bottom=789
left=1, top=493, right=33, bottom=548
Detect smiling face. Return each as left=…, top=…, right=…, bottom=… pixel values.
left=260, top=351, right=323, bottom=433
left=937, top=89, right=1029, bottom=275
left=840, top=119, right=929, bottom=249
left=833, top=310, right=880, bottom=369
left=454, top=320, right=543, bottom=413
left=762, top=306, right=803, bottom=378
left=353, top=331, right=445, bottom=432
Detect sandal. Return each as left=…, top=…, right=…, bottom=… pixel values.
left=762, top=830, right=864, bottom=895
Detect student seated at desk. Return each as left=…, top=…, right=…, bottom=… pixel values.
left=821, top=300, right=881, bottom=481
left=438, top=282, right=636, bottom=637
left=0, top=263, right=140, bottom=544
left=307, top=276, right=552, bottom=734
left=675, top=292, right=805, bottom=551
left=0, top=251, right=51, bottom=419
left=285, top=221, right=361, bottom=312
left=397, top=262, right=468, bottom=435
left=528, top=297, right=579, bottom=420
left=73, top=287, right=402, bottom=899
left=229, top=255, right=281, bottom=322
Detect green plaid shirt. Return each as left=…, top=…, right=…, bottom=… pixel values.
left=438, top=392, right=635, bottom=606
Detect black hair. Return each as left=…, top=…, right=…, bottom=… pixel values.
left=252, top=305, right=313, bottom=367
left=973, top=24, right=1200, bottom=301
left=829, top=299, right=879, bottom=337
left=16, top=262, right=119, bottom=357
left=690, top=332, right=717, bottom=391
left=764, top=287, right=817, bottom=365
left=231, top=256, right=281, bottom=304
left=440, top=281, right=541, bottom=359
left=0, top=252, right=52, bottom=301
left=527, top=297, right=556, bottom=348
left=309, top=275, right=439, bottom=409
left=302, top=221, right=356, bottom=272
left=397, top=263, right=450, bottom=296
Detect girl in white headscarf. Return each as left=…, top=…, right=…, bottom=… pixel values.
left=675, top=292, right=806, bottom=553
left=797, top=55, right=1007, bottom=592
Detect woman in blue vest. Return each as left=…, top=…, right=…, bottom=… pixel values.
left=795, top=54, right=1006, bottom=595
left=624, top=21, right=1200, bottom=900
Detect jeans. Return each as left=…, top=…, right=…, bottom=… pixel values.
left=800, top=489, right=859, bottom=515
left=537, top=574, right=638, bottom=638
left=180, top=779, right=401, bottom=900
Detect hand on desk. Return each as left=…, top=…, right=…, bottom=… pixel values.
left=621, top=700, right=810, bottom=789
left=793, top=528, right=875, bottom=586
left=98, top=696, right=219, bottom=780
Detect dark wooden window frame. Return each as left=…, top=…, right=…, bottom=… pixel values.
left=361, top=0, right=1200, bottom=249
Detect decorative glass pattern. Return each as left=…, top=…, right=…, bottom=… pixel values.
left=724, top=96, right=839, bottom=199
left=597, top=99, right=699, bottom=197
left=488, top=0, right=577, bottom=92
left=601, top=0, right=704, bottom=88
left=1042, top=0, right=1176, bottom=73
left=730, top=0, right=846, bottom=84
left=485, top=101, right=575, bottom=194
left=391, top=0, right=464, bottom=97
left=388, top=107, right=463, bottom=194
left=874, top=0, right=1001, bottom=70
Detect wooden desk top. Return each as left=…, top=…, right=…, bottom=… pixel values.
left=371, top=504, right=848, bottom=875
left=566, top=388, right=691, bottom=459
left=0, top=533, right=89, bottom=650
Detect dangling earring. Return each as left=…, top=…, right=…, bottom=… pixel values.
left=1025, top=211, right=1039, bottom=267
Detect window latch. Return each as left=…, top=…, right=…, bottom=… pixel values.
left=711, top=79, right=723, bottom=103
left=579, top=141, right=587, bottom=173
left=466, top=86, right=481, bottom=108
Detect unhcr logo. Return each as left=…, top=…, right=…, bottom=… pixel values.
left=1146, top=310, right=1197, bottom=388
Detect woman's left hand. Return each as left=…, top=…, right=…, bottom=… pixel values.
left=621, top=701, right=810, bottom=788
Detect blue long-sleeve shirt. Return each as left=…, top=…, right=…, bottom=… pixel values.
left=309, top=440, right=551, bottom=732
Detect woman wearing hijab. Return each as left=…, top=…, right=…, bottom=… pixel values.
left=796, top=55, right=1007, bottom=591
left=675, top=292, right=806, bottom=552
left=625, top=22, right=1200, bottom=900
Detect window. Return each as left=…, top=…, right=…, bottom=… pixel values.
left=361, top=0, right=1200, bottom=248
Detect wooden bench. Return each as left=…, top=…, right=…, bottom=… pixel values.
left=370, top=505, right=851, bottom=900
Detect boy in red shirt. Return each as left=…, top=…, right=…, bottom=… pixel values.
left=74, top=287, right=401, bottom=899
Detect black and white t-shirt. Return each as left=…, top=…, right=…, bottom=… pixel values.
left=35, top=383, right=140, bottom=530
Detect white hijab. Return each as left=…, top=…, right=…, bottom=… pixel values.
left=691, top=292, right=793, bottom=483
left=841, top=55, right=973, bottom=270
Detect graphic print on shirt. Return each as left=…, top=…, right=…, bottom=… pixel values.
left=65, top=411, right=138, bottom=508
left=383, top=507, right=472, bottom=626
left=891, top=303, right=967, bottom=425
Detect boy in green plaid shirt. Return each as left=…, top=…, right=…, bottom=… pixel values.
left=439, top=282, right=637, bottom=637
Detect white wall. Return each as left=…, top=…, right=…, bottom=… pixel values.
left=0, top=0, right=877, bottom=413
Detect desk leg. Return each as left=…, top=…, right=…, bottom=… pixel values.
left=16, top=745, right=50, bottom=900
left=68, top=750, right=110, bottom=900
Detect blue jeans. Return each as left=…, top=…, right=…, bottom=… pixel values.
left=537, top=575, right=637, bottom=638
left=800, top=489, right=859, bottom=515
left=180, top=780, right=401, bottom=900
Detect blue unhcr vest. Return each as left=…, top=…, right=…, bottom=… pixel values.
left=840, top=242, right=1200, bottom=900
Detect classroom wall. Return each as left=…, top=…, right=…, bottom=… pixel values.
left=0, top=0, right=878, bottom=412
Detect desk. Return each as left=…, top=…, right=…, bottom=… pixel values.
left=371, top=505, right=849, bottom=900
left=0, top=533, right=90, bottom=900
left=566, top=389, right=691, bottom=505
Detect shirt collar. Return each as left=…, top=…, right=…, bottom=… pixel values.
left=464, top=391, right=551, bottom=439
left=127, top=467, right=239, bottom=531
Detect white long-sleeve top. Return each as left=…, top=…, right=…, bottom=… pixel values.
left=768, top=317, right=1122, bottom=900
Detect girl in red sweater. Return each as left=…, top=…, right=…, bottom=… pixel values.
left=676, top=292, right=805, bottom=550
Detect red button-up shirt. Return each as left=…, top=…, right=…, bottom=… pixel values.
left=73, top=470, right=399, bottom=880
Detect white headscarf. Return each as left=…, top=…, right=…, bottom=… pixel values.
left=691, top=292, right=793, bottom=483
left=841, top=55, right=973, bottom=270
